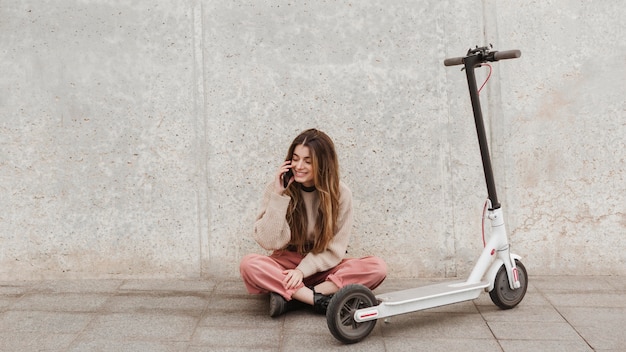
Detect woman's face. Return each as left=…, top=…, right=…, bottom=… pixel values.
left=291, top=144, right=314, bottom=187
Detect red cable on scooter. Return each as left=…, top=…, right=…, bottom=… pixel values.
left=478, top=63, right=492, bottom=95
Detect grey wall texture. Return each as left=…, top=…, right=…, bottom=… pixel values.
left=1, top=0, right=624, bottom=280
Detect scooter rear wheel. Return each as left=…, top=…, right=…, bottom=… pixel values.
left=326, top=284, right=378, bottom=344
left=489, top=259, right=528, bottom=309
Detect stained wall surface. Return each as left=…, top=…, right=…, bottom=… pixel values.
left=1, top=0, right=624, bottom=279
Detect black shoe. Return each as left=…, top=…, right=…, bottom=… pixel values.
left=313, top=290, right=333, bottom=315
left=269, top=292, right=287, bottom=317
left=269, top=292, right=306, bottom=317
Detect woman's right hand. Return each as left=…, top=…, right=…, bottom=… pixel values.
left=274, top=160, right=293, bottom=194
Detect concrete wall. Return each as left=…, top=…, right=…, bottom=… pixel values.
left=1, top=0, right=624, bottom=280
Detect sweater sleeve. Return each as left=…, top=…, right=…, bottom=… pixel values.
left=252, top=182, right=292, bottom=251
left=296, top=183, right=353, bottom=278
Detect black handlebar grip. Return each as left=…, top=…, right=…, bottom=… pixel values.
left=443, top=56, right=464, bottom=66
left=494, top=50, right=521, bottom=60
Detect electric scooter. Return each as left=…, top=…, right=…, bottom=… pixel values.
left=325, top=46, right=528, bottom=344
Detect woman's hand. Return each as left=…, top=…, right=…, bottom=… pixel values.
left=274, top=160, right=293, bottom=194
left=282, top=269, right=304, bottom=289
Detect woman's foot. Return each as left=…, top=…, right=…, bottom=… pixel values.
left=268, top=292, right=306, bottom=317
left=268, top=292, right=286, bottom=317
left=313, top=289, right=333, bottom=314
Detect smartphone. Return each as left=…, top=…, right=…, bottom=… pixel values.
left=283, top=169, right=294, bottom=188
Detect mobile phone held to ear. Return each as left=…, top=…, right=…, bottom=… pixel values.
left=283, top=169, right=294, bottom=188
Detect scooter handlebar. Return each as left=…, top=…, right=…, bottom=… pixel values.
left=493, top=49, right=521, bottom=61
left=443, top=56, right=465, bottom=66
left=443, top=49, right=521, bottom=66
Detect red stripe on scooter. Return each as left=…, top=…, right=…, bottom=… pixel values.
left=359, top=312, right=378, bottom=319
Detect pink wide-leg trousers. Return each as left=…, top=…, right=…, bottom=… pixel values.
left=240, top=250, right=387, bottom=300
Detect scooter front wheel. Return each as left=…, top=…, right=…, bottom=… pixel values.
left=489, top=259, right=528, bottom=309
left=326, top=284, right=378, bottom=344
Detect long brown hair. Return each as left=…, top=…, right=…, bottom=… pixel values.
left=284, top=129, right=340, bottom=254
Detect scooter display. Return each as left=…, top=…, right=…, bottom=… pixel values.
left=325, top=46, right=528, bottom=344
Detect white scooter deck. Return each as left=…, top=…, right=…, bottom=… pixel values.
left=354, top=280, right=489, bottom=322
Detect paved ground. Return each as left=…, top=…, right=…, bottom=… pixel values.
left=0, top=275, right=624, bottom=351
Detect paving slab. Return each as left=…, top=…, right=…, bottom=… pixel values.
left=33, top=279, right=124, bottom=293
left=498, top=339, right=594, bottom=352
left=0, top=310, right=95, bottom=334
left=385, top=337, right=503, bottom=352
left=0, top=332, right=77, bottom=351
left=11, top=293, right=111, bottom=312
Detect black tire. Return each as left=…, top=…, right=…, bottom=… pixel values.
left=326, top=284, right=378, bottom=344
left=489, top=259, right=528, bottom=309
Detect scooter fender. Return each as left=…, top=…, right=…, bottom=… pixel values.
left=486, top=253, right=522, bottom=292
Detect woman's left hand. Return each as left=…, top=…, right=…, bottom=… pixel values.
left=282, top=269, right=304, bottom=289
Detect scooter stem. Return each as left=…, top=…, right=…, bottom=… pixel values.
left=463, top=54, right=500, bottom=209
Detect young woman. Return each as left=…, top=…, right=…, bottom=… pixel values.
left=240, top=128, right=387, bottom=317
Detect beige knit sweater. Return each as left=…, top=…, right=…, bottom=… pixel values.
left=253, top=181, right=354, bottom=278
